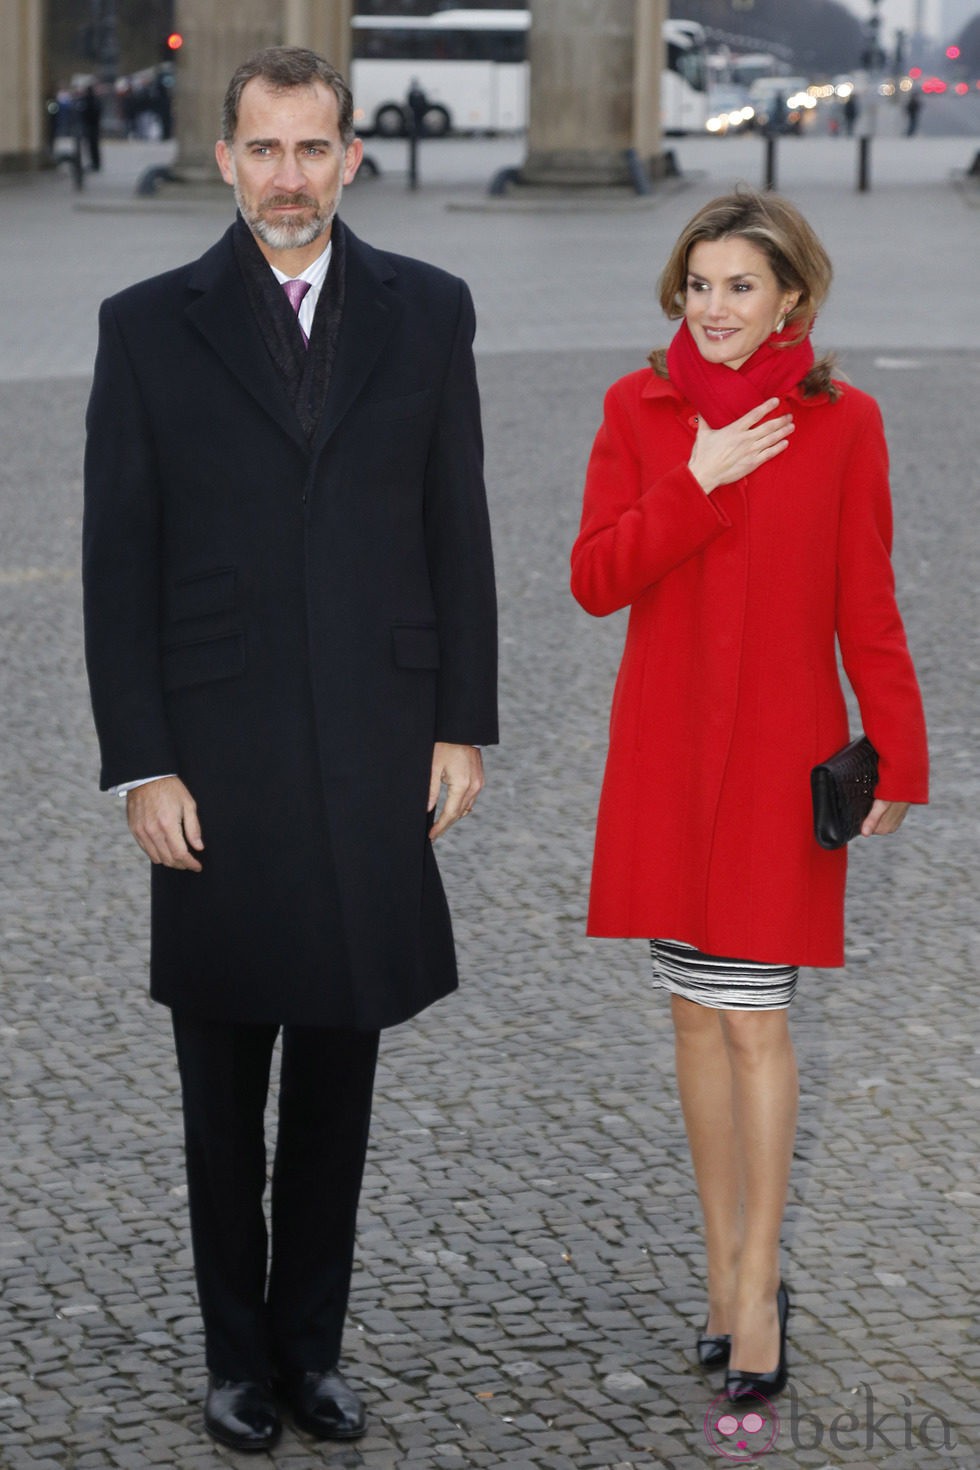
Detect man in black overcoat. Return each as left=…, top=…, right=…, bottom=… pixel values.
left=82, top=46, right=497, bottom=1453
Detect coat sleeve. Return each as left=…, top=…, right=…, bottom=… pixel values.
left=82, top=297, right=178, bottom=789
left=570, top=378, right=731, bottom=617
left=835, top=394, right=928, bottom=802
left=422, top=279, right=499, bottom=745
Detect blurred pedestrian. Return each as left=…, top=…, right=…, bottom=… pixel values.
left=407, top=76, right=430, bottom=134
left=119, top=82, right=137, bottom=139
left=44, top=94, right=60, bottom=153
left=132, top=83, right=158, bottom=139
left=571, top=190, right=927, bottom=1408
left=77, top=83, right=102, bottom=171
left=905, top=90, right=922, bottom=135
left=770, top=90, right=785, bottom=134
left=842, top=90, right=859, bottom=135
left=83, top=45, right=496, bottom=1455
left=151, top=72, right=173, bottom=139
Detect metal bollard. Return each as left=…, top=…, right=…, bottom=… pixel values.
left=764, top=134, right=778, bottom=191
left=407, top=112, right=419, bottom=191
left=406, top=82, right=428, bottom=191
left=857, top=136, right=872, bottom=192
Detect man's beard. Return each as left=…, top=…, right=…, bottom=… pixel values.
left=236, top=183, right=341, bottom=251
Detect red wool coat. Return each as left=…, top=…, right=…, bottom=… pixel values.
left=570, top=369, right=928, bottom=967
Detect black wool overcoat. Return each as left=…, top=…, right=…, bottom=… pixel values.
left=83, top=220, right=498, bottom=1030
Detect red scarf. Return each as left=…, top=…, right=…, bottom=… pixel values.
left=665, top=319, right=815, bottom=429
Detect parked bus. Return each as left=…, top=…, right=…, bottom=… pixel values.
left=351, top=10, right=710, bottom=138
left=662, top=19, right=710, bottom=133
left=351, top=9, right=529, bottom=136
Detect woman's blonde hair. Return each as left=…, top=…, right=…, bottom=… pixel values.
left=650, top=187, right=839, bottom=398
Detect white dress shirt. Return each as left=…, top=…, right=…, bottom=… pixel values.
left=269, top=237, right=332, bottom=339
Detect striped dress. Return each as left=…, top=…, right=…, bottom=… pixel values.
left=650, top=939, right=798, bottom=1011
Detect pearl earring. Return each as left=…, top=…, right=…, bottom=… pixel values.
left=775, top=315, right=786, bottom=334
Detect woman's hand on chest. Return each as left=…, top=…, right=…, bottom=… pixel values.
left=688, top=398, right=795, bottom=495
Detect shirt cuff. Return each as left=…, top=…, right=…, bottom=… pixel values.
left=110, top=774, right=177, bottom=797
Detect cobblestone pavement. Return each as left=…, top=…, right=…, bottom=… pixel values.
left=1, top=138, right=978, bottom=1468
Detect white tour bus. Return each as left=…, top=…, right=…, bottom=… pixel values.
left=352, top=9, right=711, bottom=137
left=351, top=10, right=529, bottom=136
left=662, top=18, right=710, bottom=134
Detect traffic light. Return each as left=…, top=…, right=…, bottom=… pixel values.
left=160, top=32, right=183, bottom=61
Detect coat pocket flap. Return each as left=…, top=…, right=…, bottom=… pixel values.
left=169, top=567, right=237, bottom=622
left=162, top=632, right=246, bottom=692
left=391, top=623, right=440, bottom=669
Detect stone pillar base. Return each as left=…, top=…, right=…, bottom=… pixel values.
left=166, top=163, right=226, bottom=186
left=0, top=150, right=43, bottom=173
left=511, top=148, right=679, bottom=194
left=520, top=148, right=635, bottom=188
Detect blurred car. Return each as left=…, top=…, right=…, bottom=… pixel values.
left=747, top=76, right=817, bottom=132
left=705, top=83, right=756, bottom=135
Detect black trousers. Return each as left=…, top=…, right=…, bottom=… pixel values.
left=171, top=1010, right=380, bottom=1381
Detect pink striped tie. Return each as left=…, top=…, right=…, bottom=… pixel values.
left=282, top=278, right=311, bottom=346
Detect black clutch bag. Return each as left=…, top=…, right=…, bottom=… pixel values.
left=810, top=735, right=879, bottom=849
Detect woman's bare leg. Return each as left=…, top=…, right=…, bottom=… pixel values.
left=670, top=995, right=742, bottom=1336
left=720, top=1008, right=798, bottom=1372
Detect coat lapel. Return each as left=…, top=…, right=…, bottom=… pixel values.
left=184, top=226, right=309, bottom=454
left=310, top=220, right=404, bottom=460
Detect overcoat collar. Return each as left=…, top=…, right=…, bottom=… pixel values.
left=184, top=217, right=402, bottom=458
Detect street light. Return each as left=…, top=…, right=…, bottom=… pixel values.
left=862, top=0, right=886, bottom=71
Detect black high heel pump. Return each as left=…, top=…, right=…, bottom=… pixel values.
left=725, top=1282, right=790, bottom=1403
left=696, top=1329, right=732, bottom=1369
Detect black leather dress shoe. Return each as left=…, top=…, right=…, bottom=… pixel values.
left=725, top=1282, right=790, bottom=1404
left=696, top=1329, right=732, bottom=1369
left=284, top=1368, right=366, bottom=1441
left=204, top=1376, right=281, bottom=1452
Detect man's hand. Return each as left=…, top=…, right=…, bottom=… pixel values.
left=860, top=798, right=911, bottom=838
left=428, top=743, right=484, bottom=841
left=126, top=776, right=204, bottom=871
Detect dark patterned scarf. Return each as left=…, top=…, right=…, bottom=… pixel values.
left=232, top=213, right=347, bottom=444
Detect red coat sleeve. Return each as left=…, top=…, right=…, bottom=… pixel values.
left=835, top=394, right=929, bottom=802
left=570, top=377, right=731, bottom=617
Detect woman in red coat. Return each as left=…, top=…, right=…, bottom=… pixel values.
left=570, top=191, right=928, bottom=1406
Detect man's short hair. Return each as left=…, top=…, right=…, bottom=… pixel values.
left=222, top=46, right=355, bottom=146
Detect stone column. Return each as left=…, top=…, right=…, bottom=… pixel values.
left=520, top=0, right=668, bottom=190
left=173, top=0, right=284, bottom=177
left=632, top=0, right=669, bottom=176
left=0, top=0, right=43, bottom=172
left=283, top=0, right=352, bottom=77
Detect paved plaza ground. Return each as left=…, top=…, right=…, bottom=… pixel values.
left=1, top=132, right=978, bottom=1468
